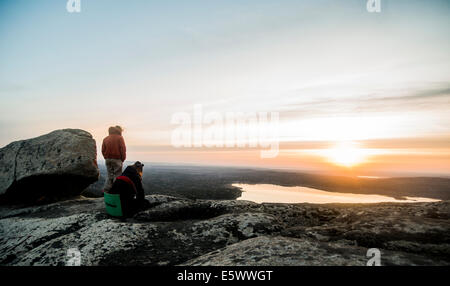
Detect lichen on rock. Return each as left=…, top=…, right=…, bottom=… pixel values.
left=0, top=129, right=99, bottom=204
left=0, top=195, right=449, bottom=266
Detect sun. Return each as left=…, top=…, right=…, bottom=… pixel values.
left=326, top=141, right=366, bottom=167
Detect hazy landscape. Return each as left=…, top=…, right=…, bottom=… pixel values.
left=1, top=0, right=449, bottom=269
left=0, top=129, right=449, bottom=266
left=84, top=163, right=450, bottom=202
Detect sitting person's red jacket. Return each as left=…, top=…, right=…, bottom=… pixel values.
left=102, top=134, right=126, bottom=162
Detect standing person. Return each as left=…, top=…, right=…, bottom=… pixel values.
left=102, top=126, right=126, bottom=192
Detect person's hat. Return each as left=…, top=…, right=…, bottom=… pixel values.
left=134, top=161, right=144, bottom=168
left=115, top=125, right=123, bottom=132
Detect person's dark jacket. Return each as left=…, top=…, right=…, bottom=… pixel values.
left=121, top=166, right=145, bottom=201
left=109, top=166, right=147, bottom=216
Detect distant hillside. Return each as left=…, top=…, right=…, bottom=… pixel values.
left=83, top=164, right=450, bottom=201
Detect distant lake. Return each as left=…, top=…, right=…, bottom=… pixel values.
left=234, top=183, right=441, bottom=204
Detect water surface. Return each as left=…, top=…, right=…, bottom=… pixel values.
left=234, top=183, right=440, bottom=204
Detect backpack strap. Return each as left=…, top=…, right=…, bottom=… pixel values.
left=116, top=176, right=137, bottom=194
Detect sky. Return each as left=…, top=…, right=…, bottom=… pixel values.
left=0, top=0, right=449, bottom=176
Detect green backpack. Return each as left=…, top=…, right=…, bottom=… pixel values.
left=104, top=192, right=123, bottom=217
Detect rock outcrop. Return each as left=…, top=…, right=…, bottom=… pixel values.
left=0, top=195, right=448, bottom=266
left=0, top=129, right=99, bottom=204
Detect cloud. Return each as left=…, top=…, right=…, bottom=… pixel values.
left=278, top=83, right=450, bottom=119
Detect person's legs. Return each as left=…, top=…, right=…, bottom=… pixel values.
left=104, top=159, right=123, bottom=191
left=103, top=159, right=113, bottom=191
left=125, top=199, right=150, bottom=216
left=111, top=159, right=123, bottom=180
left=120, top=187, right=136, bottom=217
left=128, top=198, right=151, bottom=216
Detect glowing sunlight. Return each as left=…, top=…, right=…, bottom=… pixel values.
left=325, top=141, right=367, bottom=167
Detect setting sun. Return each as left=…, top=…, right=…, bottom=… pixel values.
left=326, top=141, right=367, bottom=167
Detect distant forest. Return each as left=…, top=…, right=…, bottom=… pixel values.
left=83, top=164, right=450, bottom=201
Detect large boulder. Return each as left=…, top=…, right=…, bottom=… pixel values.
left=0, top=129, right=99, bottom=204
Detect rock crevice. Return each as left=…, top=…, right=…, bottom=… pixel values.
left=0, top=195, right=448, bottom=266
left=12, top=141, right=25, bottom=183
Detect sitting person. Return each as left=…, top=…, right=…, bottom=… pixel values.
left=107, top=161, right=150, bottom=217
